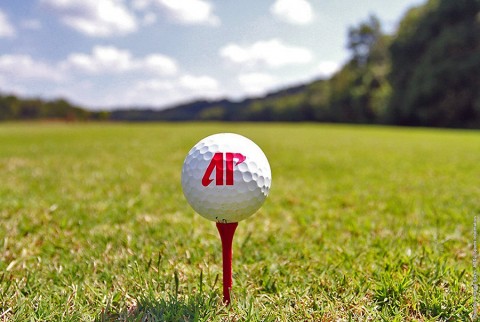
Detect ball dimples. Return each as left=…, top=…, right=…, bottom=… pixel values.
left=181, top=133, right=271, bottom=223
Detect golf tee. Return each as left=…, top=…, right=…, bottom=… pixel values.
left=216, top=222, right=238, bottom=305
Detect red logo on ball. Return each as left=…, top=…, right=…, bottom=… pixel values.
left=202, top=152, right=246, bottom=186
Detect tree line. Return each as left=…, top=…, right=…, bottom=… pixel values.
left=0, top=95, right=108, bottom=121
left=2, top=0, right=480, bottom=128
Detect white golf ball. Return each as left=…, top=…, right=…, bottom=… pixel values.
left=181, top=133, right=272, bottom=223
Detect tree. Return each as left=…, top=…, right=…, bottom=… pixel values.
left=0, top=92, right=108, bottom=121
left=0, top=95, right=20, bottom=120
left=326, top=15, right=391, bottom=123
left=388, top=0, right=480, bottom=127
left=348, top=15, right=383, bottom=68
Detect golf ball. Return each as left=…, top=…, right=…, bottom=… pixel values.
left=181, top=133, right=271, bottom=223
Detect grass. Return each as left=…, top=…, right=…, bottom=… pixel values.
left=0, top=122, right=477, bottom=321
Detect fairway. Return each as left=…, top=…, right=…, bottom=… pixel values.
left=0, top=123, right=478, bottom=321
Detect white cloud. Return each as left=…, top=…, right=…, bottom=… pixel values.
left=270, top=0, right=314, bottom=25
left=142, top=0, right=220, bottom=26
left=65, top=46, right=133, bottom=73
left=21, top=19, right=42, bottom=30
left=142, top=12, right=157, bottom=25
left=0, top=9, right=16, bottom=38
left=0, top=76, right=26, bottom=95
left=317, top=61, right=341, bottom=78
left=41, top=0, right=137, bottom=37
left=0, top=54, right=63, bottom=81
left=123, top=74, right=222, bottom=107
left=179, top=75, right=218, bottom=91
left=143, top=54, right=177, bottom=75
left=123, top=81, right=179, bottom=107
left=135, top=79, right=175, bottom=92
left=220, top=39, right=313, bottom=68
left=63, top=46, right=178, bottom=76
left=132, top=0, right=150, bottom=10
left=238, top=73, right=277, bottom=96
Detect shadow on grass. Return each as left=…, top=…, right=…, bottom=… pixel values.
left=96, top=294, right=220, bottom=322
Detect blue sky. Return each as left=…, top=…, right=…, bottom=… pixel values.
left=0, top=0, right=424, bottom=110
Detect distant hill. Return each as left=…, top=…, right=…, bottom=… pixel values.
left=110, top=81, right=323, bottom=122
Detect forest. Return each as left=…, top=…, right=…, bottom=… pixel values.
left=1, top=0, right=479, bottom=128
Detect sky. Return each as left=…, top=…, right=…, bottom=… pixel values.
left=0, top=0, right=425, bottom=110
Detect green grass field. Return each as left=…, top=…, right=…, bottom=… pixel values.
left=0, top=123, right=478, bottom=321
